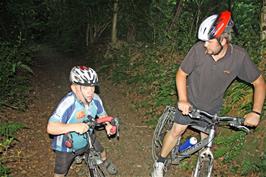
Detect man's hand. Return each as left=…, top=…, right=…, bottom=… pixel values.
left=244, top=112, right=260, bottom=127
left=178, top=101, right=192, bottom=115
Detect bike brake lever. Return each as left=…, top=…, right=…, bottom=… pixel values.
left=229, top=122, right=250, bottom=134
left=113, top=117, right=120, bottom=140
left=237, top=125, right=250, bottom=134
left=188, top=109, right=201, bottom=119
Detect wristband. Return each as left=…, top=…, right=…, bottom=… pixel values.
left=252, top=110, right=261, bottom=116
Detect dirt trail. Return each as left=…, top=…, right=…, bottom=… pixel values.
left=4, top=47, right=159, bottom=177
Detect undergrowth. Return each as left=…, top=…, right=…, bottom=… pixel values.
left=0, top=40, right=33, bottom=111
left=0, top=122, right=25, bottom=177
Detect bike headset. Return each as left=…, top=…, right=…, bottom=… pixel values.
left=69, top=66, right=98, bottom=105
left=198, top=10, right=234, bottom=55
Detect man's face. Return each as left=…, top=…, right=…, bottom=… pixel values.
left=204, top=38, right=222, bottom=55
left=80, top=85, right=95, bottom=103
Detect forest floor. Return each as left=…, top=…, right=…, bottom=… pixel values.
left=2, top=46, right=263, bottom=177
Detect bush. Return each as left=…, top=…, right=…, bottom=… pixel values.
left=0, top=122, right=25, bottom=177
left=0, top=41, right=33, bottom=110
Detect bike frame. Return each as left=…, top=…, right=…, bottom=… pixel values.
left=73, top=116, right=119, bottom=177
left=152, top=106, right=249, bottom=177
left=170, top=123, right=215, bottom=177
left=84, top=130, right=106, bottom=177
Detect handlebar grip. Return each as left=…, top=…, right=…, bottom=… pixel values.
left=110, top=126, right=117, bottom=134
left=96, top=116, right=113, bottom=124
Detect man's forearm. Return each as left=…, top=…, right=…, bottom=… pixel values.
left=252, top=75, right=266, bottom=113
left=176, top=68, right=188, bottom=102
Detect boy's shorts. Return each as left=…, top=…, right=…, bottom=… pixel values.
left=54, top=134, right=104, bottom=175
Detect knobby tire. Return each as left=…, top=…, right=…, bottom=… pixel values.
left=152, top=108, right=175, bottom=161
left=196, top=157, right=212, bottom=177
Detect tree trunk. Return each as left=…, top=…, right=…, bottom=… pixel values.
left=261, top=0, right=266, bottom=70
left=168, top=0, right=183, bottom=32
left=261, top=0, right=266, bottom=40
left=111, top=0, right=119, bottom=44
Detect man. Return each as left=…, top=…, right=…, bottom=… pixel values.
left=47, top=66, right=117, bottom=177
left=152, top=10, right=265, bottom=177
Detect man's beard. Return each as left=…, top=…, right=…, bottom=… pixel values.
left=205, top=46, right=223, bottom=56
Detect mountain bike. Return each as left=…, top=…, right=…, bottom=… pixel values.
left=66, top=116, right=120, bottom=177
left=152, top=106, right=250, bottom=177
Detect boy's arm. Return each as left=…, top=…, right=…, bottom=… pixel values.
left=47, top=121, right=89, bottom=135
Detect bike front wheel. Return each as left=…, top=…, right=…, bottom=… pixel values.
left=193, top=155, right=213, bottom=177
left=152, top=106, right=176, bottom=161
left=86, top=163, right=109, bottom=177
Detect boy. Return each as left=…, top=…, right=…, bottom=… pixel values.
left=47, top=66, right=118, bottom=177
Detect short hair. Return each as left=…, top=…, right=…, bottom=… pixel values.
left=220, top=32, right=232, bottom=43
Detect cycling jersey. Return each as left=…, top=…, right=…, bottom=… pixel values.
left=48, top=92, right=107, bottom=152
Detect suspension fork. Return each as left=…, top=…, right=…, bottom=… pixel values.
left=193, top=126, right=215, bottom=177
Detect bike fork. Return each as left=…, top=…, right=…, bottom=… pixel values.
left=193, top=127, right=215, bottom=177
left=193, top=147, right=214, bottom=177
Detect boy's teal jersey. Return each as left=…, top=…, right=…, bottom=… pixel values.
left=48, top=92, right=107, bottom=152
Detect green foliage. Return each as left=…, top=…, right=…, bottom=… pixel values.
left=236, top=154, right=266, bottom=176
left=214, top=131, right=246, bottom=162
left=0, top=0, right=48, bottom=43
left=45, top=0, right=113, bottom=53
left=103, top=42, right=178, bottom=120
left=0, top=122, right=25, bottom=137
left=0, top=122, right=25, bottom=177
left=0, top=164, right=10, bottom=177
left=0, top=40, right=33, bottom=110
left=232, top=0, right=263, bottom=64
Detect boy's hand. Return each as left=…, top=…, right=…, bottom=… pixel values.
left=74, top=123, right=89, bottom=134
left=105, top=122, right=115, bottom=136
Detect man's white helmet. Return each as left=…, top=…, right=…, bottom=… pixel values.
left=198, top=14, right=218, bottom=41
left=70, top=66, right=98, bottom=86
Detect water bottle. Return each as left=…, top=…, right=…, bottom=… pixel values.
left=178, top=137, right=197, bottom=152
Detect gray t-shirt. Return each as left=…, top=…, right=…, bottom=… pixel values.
left=180, top=41, right=260, bottom=114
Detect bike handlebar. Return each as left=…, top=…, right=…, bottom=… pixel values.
left=188, top=109, right=250, bottom=133
left=84, top=116, right=120, bottom=136
left=64, top=116, right=120, bottom=149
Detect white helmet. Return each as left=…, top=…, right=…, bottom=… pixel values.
left=198, top=14, right=218, bottom=41
left=70, top=66, right=98, bottom=86
left=198, top=11, right=233, bottom=41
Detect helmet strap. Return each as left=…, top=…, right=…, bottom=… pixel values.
left=80, top=86, right=90, bottom=106
left=213, top=38, right=224, bottom=55
left=71, top=84, right=88, bottom=106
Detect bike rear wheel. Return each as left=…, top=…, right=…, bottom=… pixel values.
left=152, top=106, right=176, bottom=161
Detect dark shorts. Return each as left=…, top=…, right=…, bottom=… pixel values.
left=54, top=134, right=104, bottom=175
left=174, top=108, right=210, bottom=129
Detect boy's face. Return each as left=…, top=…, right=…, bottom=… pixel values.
left=80, top=85, right=95, bottom=103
